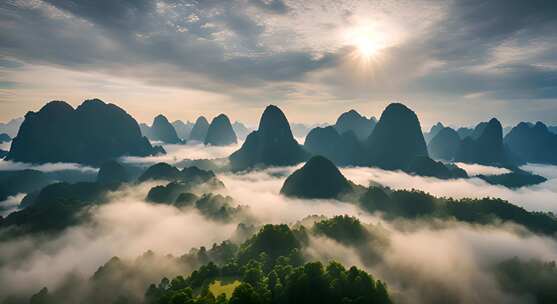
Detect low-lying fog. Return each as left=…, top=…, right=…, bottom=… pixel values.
left=121, top=141, right=242, bottom=166
left=343, top=163, right=557, bottom=213
left=1, top=143, right=557, bottom=303
left=0, top=159, right=98, bottom=173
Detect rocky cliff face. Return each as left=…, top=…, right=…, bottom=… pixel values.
left=204, top=114, right=237, bottom=146
left=229, top=105, right=307, bottom=171
left=504, top=122, right=557, bottom=164
left=189, top=116, right=209, bottom=142
left=455, top=118, right=513, bottom=166
left=428, top=127, right=460, bottom=160
left=150, top=114, right=182, bottom=144
left=334, top=110, right=376, bottom=141
left=366, top=103, right=428, bottom=170
left=304, top=126, right=365, bottom=166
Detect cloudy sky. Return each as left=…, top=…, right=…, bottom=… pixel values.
left=1, top=0, right=556, bottom=128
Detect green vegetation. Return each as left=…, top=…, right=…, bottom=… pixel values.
left=312, top=215, right=370, bottom=245
left=495, top=257, right=557, bottom=304
left=0, top=163, right=228, bottom=235
left=0, top=182, right=111, bottom=234
left=145, top=224, right=391, bottom=304
left=209, top=280, right=241, bottom=299
left=360, top=186, right=557, bottom=235
left=280, top=156, right=353, bottom=199
left=478, top=170, right=547, bottom=188
left=0, top=169, right=50, bottom=202
left=405, top=156, right=467, bottom=179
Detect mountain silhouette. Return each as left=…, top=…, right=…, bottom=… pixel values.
left=232, top=121, right=252, bottom=140
left=150, top=114, right=182, bottom=144
left=138, top=162, right=221, bottom=187
left=204, top=114, right=237, bottom=146
left=172, top=120, right=194, bottom=140
left=304, top=126, right=365, bottom=166
left=0, top=169, right=50, bottom=202
left=139, top=123, right=153, bottom=138
left=0, top=133, right=10, bottom=143
left=428, top=127, right=460, bottom=160
left=456, top=127, right=474, bottom=139
left=366, top=103, right=428, bottom=170
left=96, top=161, right=130, bottom=185
left=455, top=118, right=514, bottom=166
left=424, top=122, right=444, bottom=143
left=504, top=122, right=557, bottom=164
left=406, top=156, right=468, bottom=179
left=334, top=110, right=376, bottom=141
left=280, top=156, right=352, bottom=199
left=229, top=105, right=307, bottom=171
left=189, top=116, right=209, bottom=142
left=471, top=122, right=488, bottom=139
left=0, top=117, right=23, bottom=137
left=6, top=99, right=161, bottom=165
left=138, top=162, right=181, bottom=182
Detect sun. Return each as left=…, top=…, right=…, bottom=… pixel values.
left=343, top=22, right=389, bottom=63
left=354, top=35, right=381, bottom=59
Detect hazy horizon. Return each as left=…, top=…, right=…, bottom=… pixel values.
left=2, top=99, right=556, bottom=132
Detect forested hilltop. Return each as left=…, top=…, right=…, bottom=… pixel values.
left=17, top=219, right=392, bottom=304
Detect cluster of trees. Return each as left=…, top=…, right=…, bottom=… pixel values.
left=359, top=186, right=557, bottom=235
left=312, top=215, right=371, bottom=246
left=0, top=182, right=111, bottom=235
left=0, top=162, right=227, bottom=236
left=13, top=215, right=557, bottom=304
left=495, top=257, right=557, bottom=303
left=145, top=224, right=391, bottom=304
left=146, top=260, right=391, bottom=304
left=477, top=169, right=547, bottom=188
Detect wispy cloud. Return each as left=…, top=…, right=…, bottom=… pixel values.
left=342, top=164, right=557, bottom=213
left=0, top=159, right=98, bottom=173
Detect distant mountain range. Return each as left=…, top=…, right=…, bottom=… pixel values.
left=141, top=114, right=243, bottom=146
left=0, top=117, right=23, bottom=138
left=2, top=98, right=556, bottom=184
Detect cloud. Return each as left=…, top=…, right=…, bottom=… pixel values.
left=371, top=222, right=557, bottom=304
left=454, top=162, right=511, bottom=176
left=0, top=182, right=237, bottom=297
left=216, top=166, right=367, bottom=224
left=342, top=164, right=557, bottom=213
left=0, top=0, right=337, bottom=88
left=121, top=142, right=242, bottom=166
left=1, top=163, right=557, bottom=303
left=413, top=0, right=557, bottom=101
left=0, top=58, right=24, bottom=69
left=2, top=0, right=557, bottom=126
left=0, top=193, right=25, bottom=217
left=0, top=141, right=11, bottom=151
left=0, top=159, right=98, bottom=173
left=249, top=0, right=289, bottom=14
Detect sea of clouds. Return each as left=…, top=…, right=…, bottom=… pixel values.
left=1, top=143, right=557, bottom=303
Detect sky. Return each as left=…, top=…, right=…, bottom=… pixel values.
left=1, top=0, right=557, bottom=128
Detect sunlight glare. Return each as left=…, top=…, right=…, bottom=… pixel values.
left=343, top=22, right=389, bottom=64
